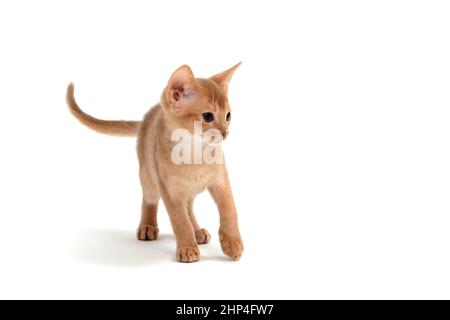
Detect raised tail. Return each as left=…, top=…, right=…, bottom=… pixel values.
left=66, top=83, right=140, bottom=137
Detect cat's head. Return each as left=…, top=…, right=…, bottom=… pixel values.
left=160, top=63, right=241, bottom=141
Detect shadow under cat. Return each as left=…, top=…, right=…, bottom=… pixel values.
left=71, top=229, right=228, bottom=267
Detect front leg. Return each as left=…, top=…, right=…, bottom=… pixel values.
left=160, top=189, right=199, bottom=263
left=187, top=199, right=211, bottom=245
left=208, top=169, right=243, bottom=261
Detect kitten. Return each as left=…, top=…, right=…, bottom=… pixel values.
left=66, top=63, right=243, bottom=262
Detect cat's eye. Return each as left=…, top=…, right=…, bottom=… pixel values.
left=226, top=112, right=231, bottom=122
left=202, top=112, right=214, bottom=123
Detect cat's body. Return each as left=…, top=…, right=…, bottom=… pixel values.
left=66, top=64, right=243, bottom=262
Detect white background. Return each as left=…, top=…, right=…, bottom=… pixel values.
left=0, top=0, right=449, bottom=299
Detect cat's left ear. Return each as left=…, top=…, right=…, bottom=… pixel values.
left=210, top=62, right=242, bottom=90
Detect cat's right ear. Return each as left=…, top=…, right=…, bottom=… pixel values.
left=166, top=65, right=198, bottom=108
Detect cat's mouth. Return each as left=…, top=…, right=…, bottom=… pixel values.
left=202, top=128, right=228, bottom=142
left=190, top=133, right=224, bottom=146
left=201, top=133, right=225, bottom=145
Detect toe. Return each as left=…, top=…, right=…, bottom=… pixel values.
left=195, top=228, right=211, bottom=245
left=220, top=234, right=244, bottom=261
left=176, top=246, right=200, bottom=263
left=136, top=225, right=159, bottom=241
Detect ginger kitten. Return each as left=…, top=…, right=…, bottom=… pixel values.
left=66, top=63, right=243, bottom=262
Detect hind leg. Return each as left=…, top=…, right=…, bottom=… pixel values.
left=187, top=200, right=210, bottom=245
left=137, top=201, right=159, bottom=240
left=137, top=168, right=160, bottom=241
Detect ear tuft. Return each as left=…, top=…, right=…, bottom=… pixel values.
left=210, top=62, right=242, bottom=89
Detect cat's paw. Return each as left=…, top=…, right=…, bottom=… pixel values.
left=195, top=228, right=211, bottom=245
left=219, top=232, right=244, bottom=261
left=176, top=246, right=200, bottom=263
left=136, top=224, right=159, bottom=241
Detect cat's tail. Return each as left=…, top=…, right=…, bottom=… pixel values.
left=66, top=83, right=140, bottom=137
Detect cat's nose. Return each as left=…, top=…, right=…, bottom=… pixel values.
left=221, top=129, right=228, bottom=139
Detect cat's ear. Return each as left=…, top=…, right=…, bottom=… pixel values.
left=210, top=62, right=242, bottom=90
left=166, top=65, right=199, bottom=108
